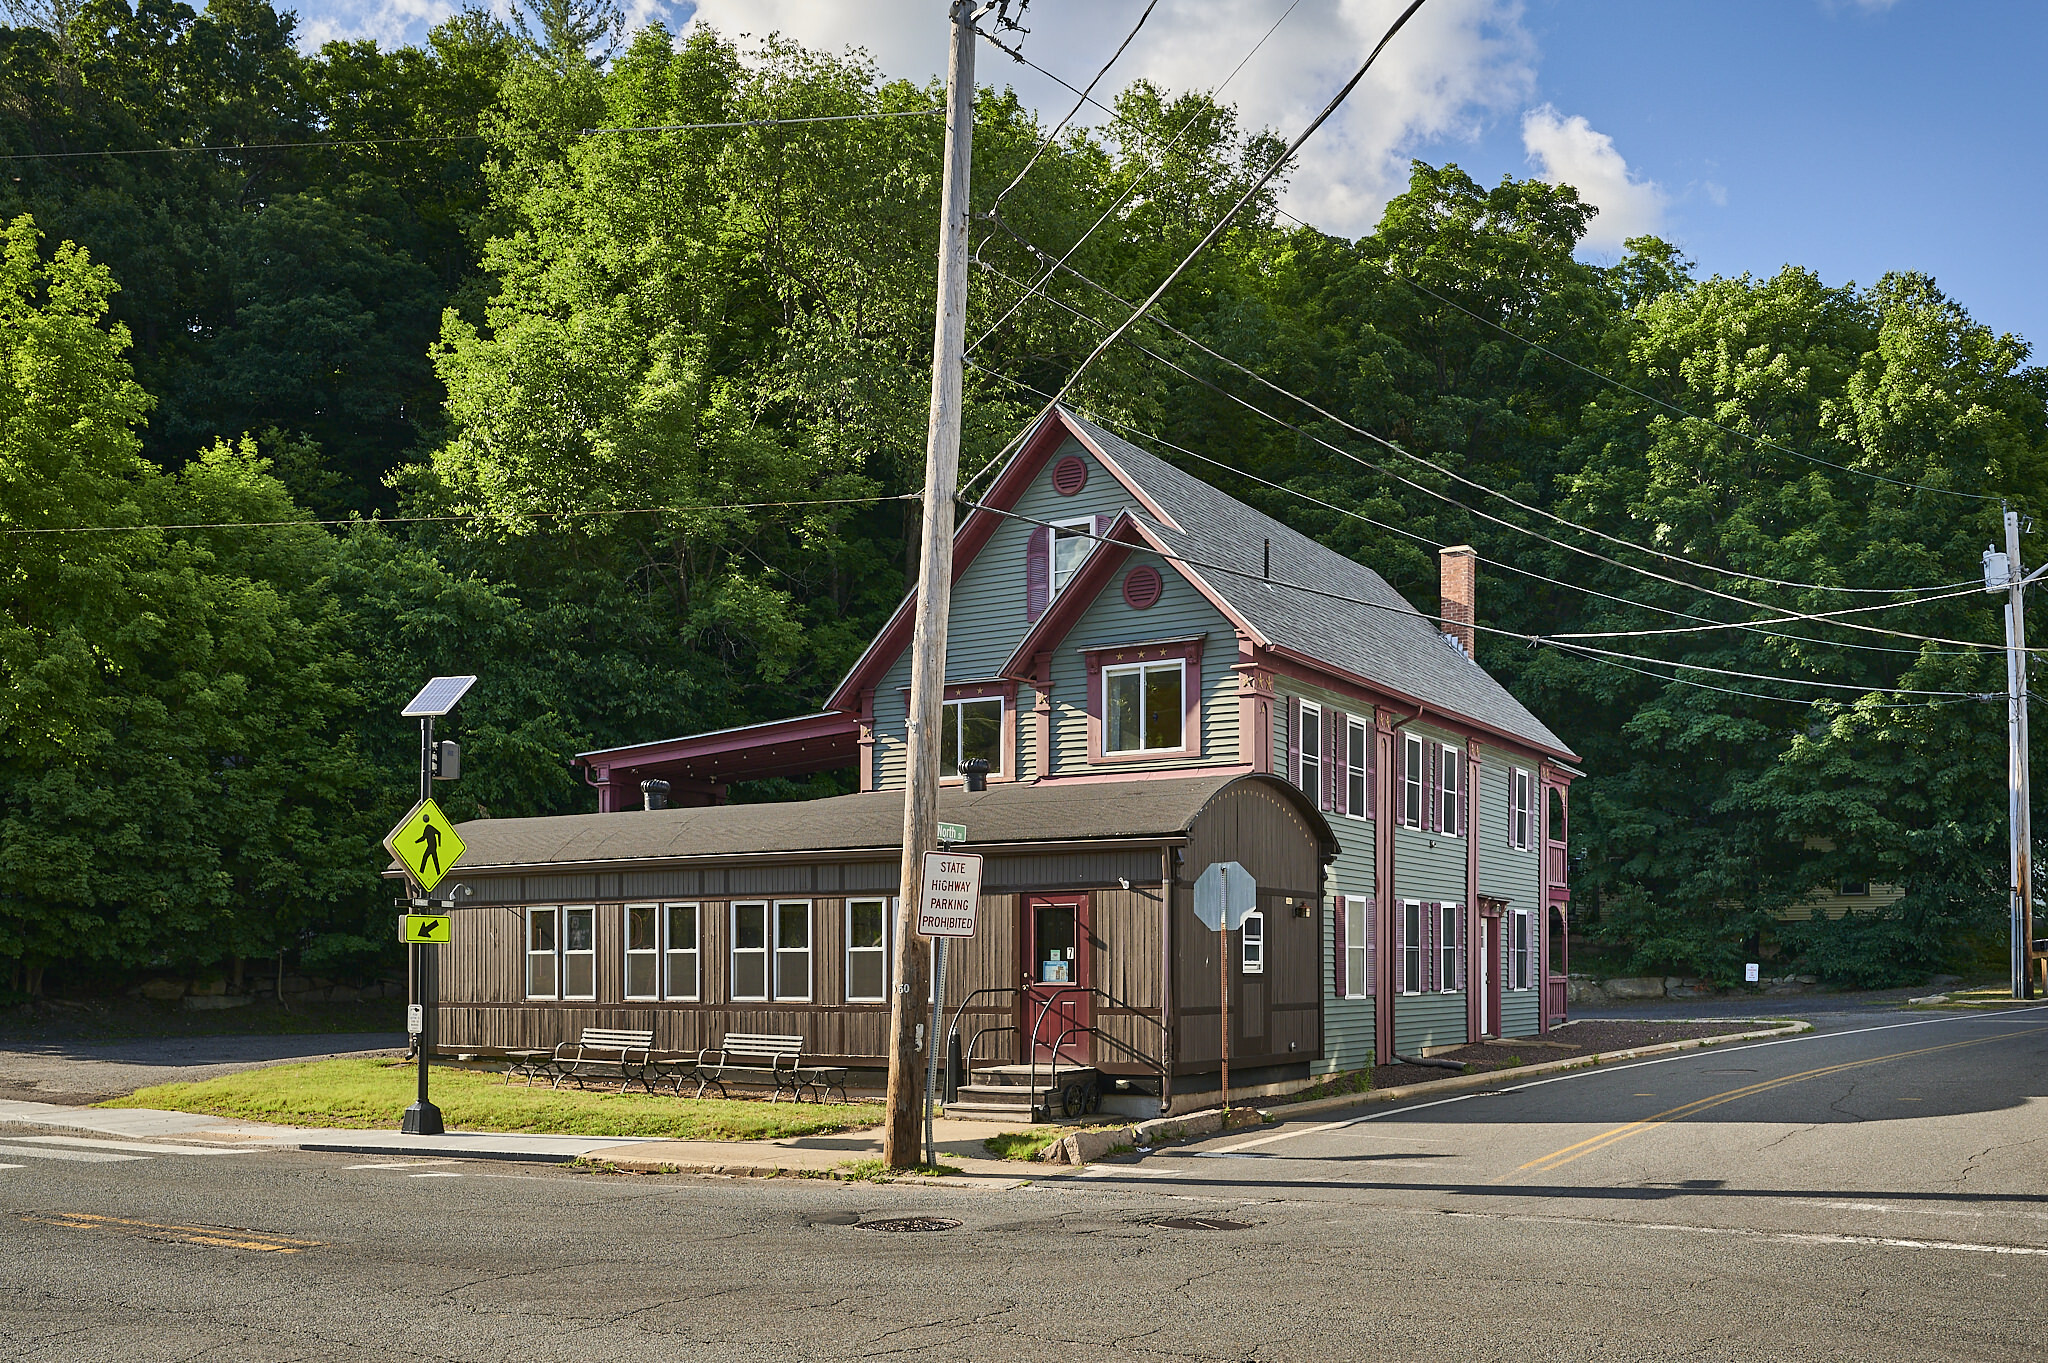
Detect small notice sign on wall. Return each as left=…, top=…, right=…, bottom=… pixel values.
left=917, top=850, right=983, bottom=938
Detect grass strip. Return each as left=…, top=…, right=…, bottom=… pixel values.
left=98, top=1057, right=873, bottom=1141
left=982, top=1129, right=1065, bottom=1161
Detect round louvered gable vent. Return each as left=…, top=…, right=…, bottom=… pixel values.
left=1123, top=565, right=1163, bottom=610
left=1050, top=455, right=1088, bottom=496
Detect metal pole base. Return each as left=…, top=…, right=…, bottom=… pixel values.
left=401, top=1101, right=444, bottom=1135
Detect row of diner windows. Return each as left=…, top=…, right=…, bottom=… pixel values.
left=1297, top=703, right=1539, bottom=849
left=1331, top=897, right=1540, bottom=999
left=523, top=901, right=893, bottom=1004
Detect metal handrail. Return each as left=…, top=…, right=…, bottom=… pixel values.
left=945, top=981, right=1170, bottom=1118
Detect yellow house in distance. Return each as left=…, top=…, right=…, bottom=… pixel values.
left=1774, top=839, right=1903, bottom=922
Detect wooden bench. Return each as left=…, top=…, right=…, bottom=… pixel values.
left=689, top=1033, right=848, bottom=1104
left=548, top=1028, right=659, bottom=1093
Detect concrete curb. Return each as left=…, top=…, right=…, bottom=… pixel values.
left=1257, top=1019, right=1811, bottom=1125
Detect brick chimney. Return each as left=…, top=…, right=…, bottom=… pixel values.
left=1440, top=545, right=1477, bottom=659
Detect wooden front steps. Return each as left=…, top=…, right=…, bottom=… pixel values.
left=945, top=1064, right=1103, bottom=1123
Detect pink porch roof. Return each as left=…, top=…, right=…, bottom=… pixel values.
left=576, top=711, right=859, bottom=793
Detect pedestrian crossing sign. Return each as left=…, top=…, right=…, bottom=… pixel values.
left=385, top=798, right=465, bottom=892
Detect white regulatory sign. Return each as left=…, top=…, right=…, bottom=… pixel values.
left=917, top=850, right=983, bottom=938
left=407, top=1003, right=424, bottom=1035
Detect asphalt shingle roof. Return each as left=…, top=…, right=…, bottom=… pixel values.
left=1067, top=411, right=1572, bottom=758
left=436, top=772, right=1327, bottom=872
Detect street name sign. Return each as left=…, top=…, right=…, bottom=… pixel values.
left=917, top=850, right=983, bottom=938
left=401, top=914, right=450, bottom=945
left=1193, top=860, right=1257, bottom=931
left=384, top=798, right=465, bottom=893
left=937, top=822, right=968, bottom=844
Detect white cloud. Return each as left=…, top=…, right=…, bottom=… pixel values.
left=680, top=0, right=1538, bottom=238
left=1519, top=103, right=1665, bottom=251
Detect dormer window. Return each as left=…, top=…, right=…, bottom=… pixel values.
left=1052, top=519, right=1094, bottom=596
left=940, top=697, right=1002, bottom=778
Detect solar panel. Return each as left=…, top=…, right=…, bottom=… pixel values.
left=401, top=675, right=478, bottom=717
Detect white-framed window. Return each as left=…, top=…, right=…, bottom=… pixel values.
left=846, top=898, right=891, bottom=1002
left=1104, top=659, right=1185, bottom=753
left=560, top=906, right=596, bottom=999
left=941, top=697, right=1003, bottom=778
left=731, top=901, right=769, bottom=1001
left=1438, top=903, right=1461, bottom=994
left=1344, top=894, right=1370, bottom=998
left=1241, top=910, right=1265, bottom=974
left=1052, top=518, right=1094, bottom=595
left=1403, top=734, right=1425, bottom=827
left=1401, top=900, right=1422, bottom=994
left=666, top=903, right=700, bottom=1001
left=1510, top=767, right=1533, bottom=851
left=1440, top=744, right=1461, bottom=835
left=1298, top=702, right=1322, bottom=798
left=525, top=906, right=558, bottom=999
left=1511, top=908, right=1532, bottom=991
left=1346, top=717, right=1369, bottom=818
left=774, top=900, right=812, bottom=1001
left=625, top=903, right=660, bottom=999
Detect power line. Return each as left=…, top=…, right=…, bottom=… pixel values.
left=968, top=0, right=1303, bottom=359
left=982, top=0, right=1161, bottom=217
left=0, top=109, right=945, bottom=163
left=962, top=497, right=1997, bottom=700
left=964, top=353, right=2014, bottom=658
left=987, top=218, right=1985, bottom=599
left=1391, top=272, right=2003, bottom=505
left=1555, top=644, right=1973, bottom=711
left=965, top=0, right=1432, bottom=489
left=3, top=494, right=916, bottom=536
left=968, top=254, right=2008, bottom=652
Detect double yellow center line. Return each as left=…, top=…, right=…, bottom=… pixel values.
left=20, top=1211, right=322, bottom=1253
left=1507, top=1031, right=2024, bottom=1179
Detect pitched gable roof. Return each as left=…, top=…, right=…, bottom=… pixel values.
left=1046, top=412, right=1573, bottom=760
left=828, top=406, right=1572, bottom=760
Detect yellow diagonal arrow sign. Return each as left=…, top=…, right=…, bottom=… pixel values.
left=384, top=798, right=465, bottom=893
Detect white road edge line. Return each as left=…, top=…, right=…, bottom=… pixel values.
left=0, top=1142, right=144, bottom=1162
left=1204, top=1008, right=2048, bottom=1155
left=13, top=1135, right=253, bottom=1156
left=347, top=1160, right=460, bottom=1170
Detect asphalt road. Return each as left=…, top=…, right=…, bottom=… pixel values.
left=2, top=1007, right=2043, bottom=1361
left=0, top=1033, right=406, bottom=1105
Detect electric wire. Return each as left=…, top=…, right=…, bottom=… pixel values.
left=960, top=497, right=1996, bottom=700
left=0, top=109, right=945, bottom=163
left=964, top=0, right=1432, bottom=489
left=987, top=218, right=1984, bottom=599
left=983, top=0, right=1161, bottom=217
left=964, top=354, right=2010, bottom=659
left=967, top=0, right=1303, bottom=359
left=968, top=254, right=2010, bottom=652
left=1390, top=271, right=2003, bottom=505
left=3, top=493, right=917, bottom=536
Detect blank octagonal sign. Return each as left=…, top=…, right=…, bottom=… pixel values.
left=1123, top=565, right=1163, bottom=610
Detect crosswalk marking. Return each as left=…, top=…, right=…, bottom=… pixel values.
left=0, top=1142, right=144, bottom=1163
left=12, top=1135, right=250, bottom=1157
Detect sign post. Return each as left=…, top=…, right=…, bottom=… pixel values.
left=1193, top=861, right=1256, bottom=1116
left=917, top=842, right=981, bottom=1167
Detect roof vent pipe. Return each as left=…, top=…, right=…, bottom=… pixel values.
left=1439, top=545, right=1478, bottom=659
left=959, top=758, right=990, bottom=793
left=641, top=778, right=670, bottom=811
left=1263, top=538, right=1270, bottom=581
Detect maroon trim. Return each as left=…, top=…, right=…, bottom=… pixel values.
left=1258, top=645, right=1577, bottom=765
left=893, top=679, right=1021, bottom=784
left=1084, top=637, right=1205, bottom=764
left=1123, top=565, right=1163, bottom=609
left=1051, top=455, right=1088, bottom=495
left=580, top=711, right=859, bottom=804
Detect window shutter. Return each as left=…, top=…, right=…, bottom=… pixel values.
left=1456, top=907, right=1467, bottom=991
left=1092, top=511, right=1114, bottom=541
left=1393, top=903, right=1406, bottom=994
left=1332, top=711, right=1348, bottom=812
left=1322, top=712, right=1337, bottom=811
left=1422, top=902, right=1437, bottom=993
left=1364, top=898, right=1377, bottom=997
left=1365, top=720, right=1376, bottom=815
left=1025, top=526, right=1051, bottom=622
left=1508, top=771, right=1517, bottom=850
left=1459, top=753, right=1470, bottom=837
left=1331, top=898, right=1346, bottom=997
left=1395, top=736, right=1406, bottom=824
left=1286, top=696, right=1302, bottom=788
left=1425, top=746, right=1439, bottom=833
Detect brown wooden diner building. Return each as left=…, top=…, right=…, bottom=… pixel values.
left=415, top=772, right=1338, bottom=1113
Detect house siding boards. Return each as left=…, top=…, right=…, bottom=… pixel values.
left=1477, top=758, right=1543, bottom=1037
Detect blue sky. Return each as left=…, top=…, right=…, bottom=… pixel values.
left=291, top=0, right=2048, bottom=351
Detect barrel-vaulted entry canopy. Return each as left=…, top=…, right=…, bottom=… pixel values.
left=421, top=772, right=1338, bottom=876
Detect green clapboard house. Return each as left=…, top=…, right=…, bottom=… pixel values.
left=535, top=406, right=1581, bottom=1100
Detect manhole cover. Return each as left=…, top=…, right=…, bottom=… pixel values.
left=1153, top=1216, right=1251, bottom=1232
left=805, top=1211, right=860, bottom=1226
left=857, top=1216, right=961, bottom=1233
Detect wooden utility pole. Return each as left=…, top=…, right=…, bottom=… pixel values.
left=1999, top=510, right=2035, bottom=999
left=884, top=0, right=976, bottom=1169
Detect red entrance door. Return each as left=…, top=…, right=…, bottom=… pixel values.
left=1023, top=894, right=1090, bottom=1062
